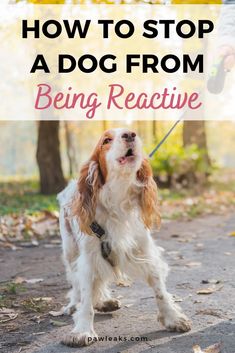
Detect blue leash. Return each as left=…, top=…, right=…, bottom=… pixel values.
left=148, top=104, right=191, bottom=158
left=148, top=118, right=182, bottom=158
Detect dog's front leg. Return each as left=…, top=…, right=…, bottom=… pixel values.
left=145, top=245, right=191, bottom=333
left=61, top=253, right=98, bottom=347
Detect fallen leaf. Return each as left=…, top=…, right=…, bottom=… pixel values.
left=204, top=343, right=222, bottom=353
left=50, top=319, right=67, bottom=327
left=201, top=279, right=221, bottom=285
left=43, top=244, right=59, bottom=249
left=0, top=242, right=18, bottom=250
left=195, top=243, right=204, bottom=251
left=173, top=295, right=183, bottom=302
left=193, top=345, right=204, bottom=353
left=229, top=231, right=235, bottom=236
left=13, top=277, right=43, bottom=284
left=34, top=297, right=52, bottom=302
left=31, top=240, right=39, bottom=246
left=186, top=262, right=202, bottom=268
left=0, top=308, right=18, bottom=323
left=176, top=282, right=193, bottom=289
left=14, top=276, right=26, bottom=284
left=30, top=315, right=42, bottom=324
left=171, top=234, right=180, bottom=238
left=25, top=278, right=44, bottom=284
left=177, top=238, right=191, bottom=243
left=49, top=239, right=61, bottom=245
left=22, top=297, right=52, bottom=313
left=0, top=308, right=16, bottom=314
left=44, top=210, right=59, bottom=219
left=20, top=242, right=38, bottom=248
left=49, top=309, right=64, bottom=317
left=196, top=288, right=214, bottom=295
left=32, top=218, right=58, bottom=237
left=185, top=198, right=195, bottom=206
left=197, top=285, right=223, bottom=295
left=193, top=342, right=222, bottom=353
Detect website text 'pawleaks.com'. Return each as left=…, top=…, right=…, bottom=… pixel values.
left=87, top=335, right=148, bottom=343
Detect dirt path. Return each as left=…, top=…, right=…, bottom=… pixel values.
left=0, top=214, right=235, bottom=353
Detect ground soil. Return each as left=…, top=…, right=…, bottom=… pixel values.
left=0, top=213, right=235, bottom=353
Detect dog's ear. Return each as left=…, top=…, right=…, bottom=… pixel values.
left=137, top=158, right=161, bottom=229
left=73, top=160, right=103, bottom=235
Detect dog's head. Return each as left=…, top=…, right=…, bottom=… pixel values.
left=73, top=128, right=160, bottom=234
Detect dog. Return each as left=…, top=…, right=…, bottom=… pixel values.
left=57, top=128, right=191, bottom=347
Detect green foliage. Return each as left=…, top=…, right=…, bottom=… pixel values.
left=5, top=282, right=26, bottom=295
left=0, top=179, right=58, bottom=216
left=149, top=142, right=215, bottom=187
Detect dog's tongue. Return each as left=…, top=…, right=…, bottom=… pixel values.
left=118, top=156, right=127, bottom=165
left=118, top=149, right=135, bottom=165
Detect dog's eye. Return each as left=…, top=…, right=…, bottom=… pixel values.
left=103, top=138, right=112, bottom=145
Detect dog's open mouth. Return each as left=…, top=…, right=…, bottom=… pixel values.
left=118, top=148, right=135, bottom=165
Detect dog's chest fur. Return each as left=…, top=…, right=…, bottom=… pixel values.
left=94, top=180, right=147, bottom=267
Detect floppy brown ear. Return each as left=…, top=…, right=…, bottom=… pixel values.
left=137, top=158, right=161, bottom=230
left=73, top=160, right=103, bottom=235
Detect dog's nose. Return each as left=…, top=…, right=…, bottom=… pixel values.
left=121, top=132, right=136, bottom=143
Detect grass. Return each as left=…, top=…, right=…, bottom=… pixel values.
left=0, top=282, right=52, bottom=314
left=0, top=170, right=234, bottom=219
left=159, top=188, right=187, bottom=201
left=0, top=179, right=58, bottom=216
left=0, top=294, right=12, bottom=309
left=4, top=283, right=26, bottom=295
left=0, top=178, right=187, bottom=217
left=0, top=282, right=27, bottom=308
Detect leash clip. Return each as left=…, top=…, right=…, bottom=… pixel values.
left=90, top=221, right=105, bottom=238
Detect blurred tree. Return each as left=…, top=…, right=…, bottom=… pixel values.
left=64, top=122, right=79, bottom=176
left=171, top=0, right=222, bottom=171
left=183, top=121, right=210, bottom=165
left=19, top=0, right=68, bottom=194
left=37, top=121, right=65, bottom=194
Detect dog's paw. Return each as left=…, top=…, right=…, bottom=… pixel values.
left=61, top=331, right=97, bottom=347
left=95, top=298, right=121, bottom=312
left=158, top=310, right=191, bottom=333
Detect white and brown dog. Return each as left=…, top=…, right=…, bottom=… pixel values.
left=58, top=128, right=191, bottom=347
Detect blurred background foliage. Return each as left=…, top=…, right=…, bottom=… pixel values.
left=0, top=120, right=234, bottom=180
left=0, top=120, right=234, bottom=193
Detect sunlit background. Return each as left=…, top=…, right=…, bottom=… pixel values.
left=0, top=120, right=235, bottom=177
